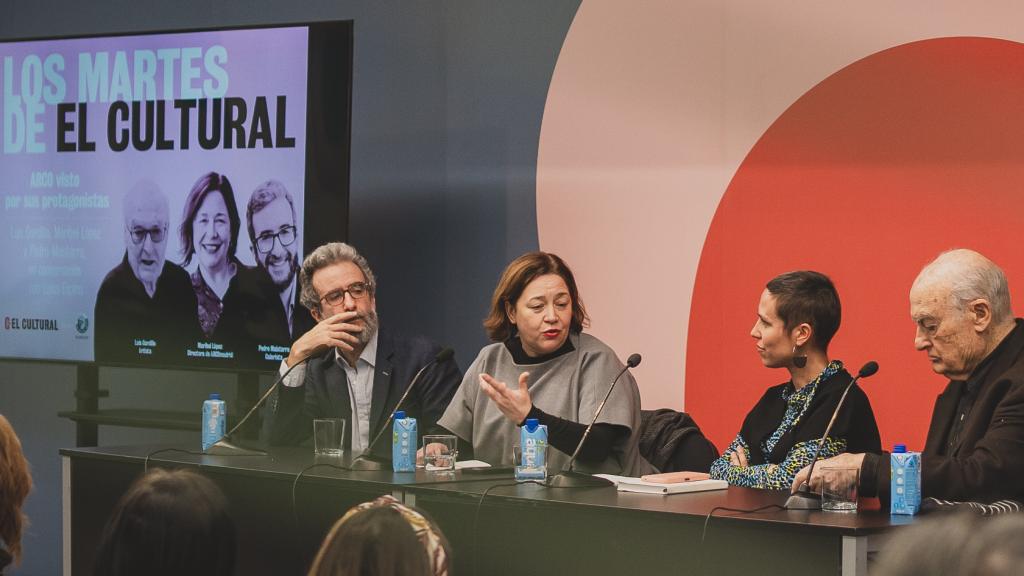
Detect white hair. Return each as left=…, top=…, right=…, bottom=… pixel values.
left=914, top=249, right=1013, bottom=324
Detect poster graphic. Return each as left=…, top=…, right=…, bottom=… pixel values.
left=1, top=27, right=309, bottom=367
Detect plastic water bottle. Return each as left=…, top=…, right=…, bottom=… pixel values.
left=515, top=418, right=548, bottom=481
left=392, top=411, right=417, bottom=472
left=202, top=393, right=226, bottom=451
left=891, top=443, right=921, bottom=515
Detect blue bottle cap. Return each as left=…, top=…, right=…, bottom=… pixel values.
left=524, top=418, right=539, bottom=432
left=893, top=443, right=906, bottom=453
left=394, top=410, right=406, bottom=420
left=210, top=393, right=221, bottom=400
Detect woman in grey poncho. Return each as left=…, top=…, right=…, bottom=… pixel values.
left=437, top=252, right=654, bottom=476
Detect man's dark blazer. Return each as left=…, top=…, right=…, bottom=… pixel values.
left=863, top=319, right=1024, bottom=503
left=235, top=267, right=314, bottom=351
left=266, top=329, right=462, bottom=457
left=288, top=285, right=316, bottom=341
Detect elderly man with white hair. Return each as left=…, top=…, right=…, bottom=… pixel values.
left=793, top=249, right=1024, bottom=503
left=94, top=180, right=197, bottom=362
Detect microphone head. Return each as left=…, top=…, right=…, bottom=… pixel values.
left=435, top=347, right=455, bottom=363
left=626, top=353, right=642, bottom=368
left=858, top=361, right=879, bottom=378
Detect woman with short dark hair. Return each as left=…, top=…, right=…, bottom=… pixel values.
left=709, top=271, right=882, bottom=489
left=91, top=468, right=236, bottom=576
left=438, top=251, right=654, bottom=476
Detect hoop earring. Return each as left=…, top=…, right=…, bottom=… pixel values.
left=792, top=346, right=807, bottom=369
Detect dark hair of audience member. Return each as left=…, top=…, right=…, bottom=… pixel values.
left=308, top=500, right=450, bottom=576
left=960, top=513, right=1024, bottom=576
left=0, top=414, right=32, bottom=568
left=873, top=511, right=1024, bottom=576
left=91, top=468, right=236, bottom=576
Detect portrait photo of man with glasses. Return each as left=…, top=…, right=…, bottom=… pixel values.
left=94, top=180, right=197, bottom=363
left=244, top=180, right=315, bottom=343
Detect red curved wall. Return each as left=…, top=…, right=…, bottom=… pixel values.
left=687, top=37, right=1024, bottom=450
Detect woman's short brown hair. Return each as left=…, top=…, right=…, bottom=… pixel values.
left=483, top=252, right=590, bottom=341
left=0, top=414, right=32, bottom=565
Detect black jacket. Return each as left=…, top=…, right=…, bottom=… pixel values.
left=739, top=368, right=882, bottom=465
left=862, top=320, right=1024, bottom=503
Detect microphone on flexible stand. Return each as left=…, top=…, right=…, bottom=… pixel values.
left=348, top=347, right=455, bottom=471
left=546, top=353, right=642, bottom=488
left=205, top=354, right=313, bottom=456
left=784, top=360, right=879, bottom=510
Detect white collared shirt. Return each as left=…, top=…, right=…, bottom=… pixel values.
left=280, top=331, right=379, bottom=452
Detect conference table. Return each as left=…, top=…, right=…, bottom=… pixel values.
left=60, top=445, right=914, bottom=576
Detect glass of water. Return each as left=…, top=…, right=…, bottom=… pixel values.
left=313, top=418, right=346, bottom=457
left=422, top=435, right=458, bottom=471
left=820, top=467, right=858, bottom=512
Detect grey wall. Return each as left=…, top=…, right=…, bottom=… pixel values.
left=0, top=0, right=580, bottom=573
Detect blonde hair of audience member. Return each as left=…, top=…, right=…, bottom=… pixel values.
left=0, top=414, right=32, bottom=568
left=90, top=468, right=236, bottom=576
left=874, top=512, right=1024, bottom=576
left=308, top=495, right=450, bottom=576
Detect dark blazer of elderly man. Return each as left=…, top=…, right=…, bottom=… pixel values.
left=793, top=248, right=1024, bottom=503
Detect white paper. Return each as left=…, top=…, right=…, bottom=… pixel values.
left=594, top=474, right=728, bottom=495
left=455, top=460, right=492, bottom=470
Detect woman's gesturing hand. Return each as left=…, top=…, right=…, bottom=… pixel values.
left=479, top=372, right=533, bottom=424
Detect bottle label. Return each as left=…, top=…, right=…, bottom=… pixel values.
left=202, top=400, right=226, bottom=451
left=891, top=451, right=921, bottom=515
left=516, top=425, right=548, bottom=481
left=392, top=418, right=417, bottom=472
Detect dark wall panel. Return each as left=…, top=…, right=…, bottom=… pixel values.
left=0, top=1, right=579, bottom=573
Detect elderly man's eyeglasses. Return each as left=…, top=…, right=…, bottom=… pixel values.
left=127, top=225, right=167, bottom=245
left=320, top=282, right=372, bottom=308
left=255, top=226, right=297, bottom=254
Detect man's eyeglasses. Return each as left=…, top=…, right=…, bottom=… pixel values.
left=127, top=226, right=167, bottom=245
left=320, top=282, right=372, bottom=308
left=255, top=226, right=297, bottom=254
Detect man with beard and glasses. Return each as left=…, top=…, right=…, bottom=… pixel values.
left=245, top=180, right=315, bottom=342
left=267, top=243, right=462, bottom=456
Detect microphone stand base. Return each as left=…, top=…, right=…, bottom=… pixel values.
left=349, top=453, right=392, bottom=471
left=204, top=438, right=267, bottom=456
left=545, top=470, right=615, bottom=488
left=784, top=489, right=823, bottom=510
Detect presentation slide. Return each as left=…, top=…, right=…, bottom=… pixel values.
left=1, top=26, right=320, bottom=370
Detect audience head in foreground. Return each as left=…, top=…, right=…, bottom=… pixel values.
left=0, top=414, right=32, bottom=572
left=874, top=511, right=1024, bottom=576
left=91, top=468, right=236, bottom=576
left=308, top=494, right=449, bottom=576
